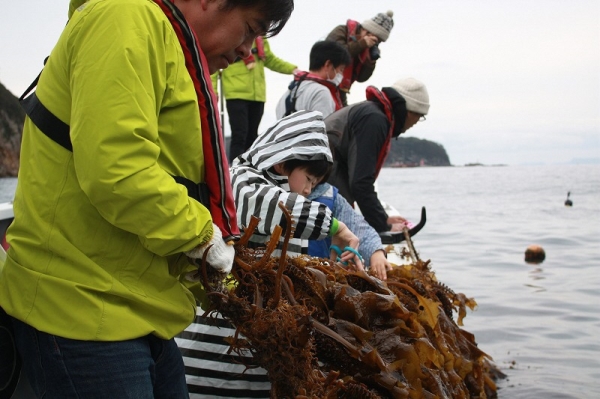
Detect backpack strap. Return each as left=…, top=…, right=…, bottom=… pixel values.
left=20, top=92, right=72, bottom=152
left=18, top=64, right=210, bottom=207
left=18, top=57, right=71, bottom=150
left=284, top=73, right=309, bottom=117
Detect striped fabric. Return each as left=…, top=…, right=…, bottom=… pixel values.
left=230, top=110, right=335, bottom=255
left=176, top=309, right=271, bottom=398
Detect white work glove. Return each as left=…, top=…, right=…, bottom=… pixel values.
left=185, top=223, right=235, bottom=274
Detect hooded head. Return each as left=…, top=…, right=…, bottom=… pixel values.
left=236, top=110, right=333, bottom=173
left=68, top=0, right=87, bottom=18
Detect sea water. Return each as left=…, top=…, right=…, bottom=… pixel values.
left=1, top=163, right=599, bottom=398
left=376, top=164, right=600, bottom=398
left=0, top=177, right=16, bottom=203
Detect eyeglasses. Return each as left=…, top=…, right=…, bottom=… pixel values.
left=419, top=115, right=426, bottom=122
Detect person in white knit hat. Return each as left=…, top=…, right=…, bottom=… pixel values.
left=326, top=10, right=394, bottom=105
left=324, top=78, right=430, bottom=236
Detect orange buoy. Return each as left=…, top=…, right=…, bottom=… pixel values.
left=525, top=245, right=545, bottom=264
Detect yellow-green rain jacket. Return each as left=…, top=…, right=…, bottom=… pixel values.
left=212, top=38, right=296, bottom=102
left=0, top=0, right=214, bottom=340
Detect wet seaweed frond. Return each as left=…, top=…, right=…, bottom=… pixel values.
left=197, top=204, right=502, bottom=398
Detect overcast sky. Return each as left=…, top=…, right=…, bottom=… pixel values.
left=1, top=0, right=598, bottom=166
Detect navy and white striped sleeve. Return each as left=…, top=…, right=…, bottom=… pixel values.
left=231, top=166, right=333, bottom=240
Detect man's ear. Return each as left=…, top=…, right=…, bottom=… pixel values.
left=198, top=0, right=212, bottom=11
left=175, top=0, right=211, bottom=16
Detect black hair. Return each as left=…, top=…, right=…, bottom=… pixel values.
left=281, top=158, right=332, bottom=183
left=222, top=0, right=294, bottom=38
left=309, top=40, right=351, bottom=71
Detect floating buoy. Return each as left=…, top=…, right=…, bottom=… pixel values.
left=525, top=245, right=545, bottom=264
left=564, top=191, right=573, bottom=207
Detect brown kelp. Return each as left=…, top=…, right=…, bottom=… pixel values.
left=198, top=204, right=503, bottom=398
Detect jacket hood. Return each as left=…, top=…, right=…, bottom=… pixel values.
left=69, top=0, right=87, bottom=18
left=236, top=110, right=333, bottom=172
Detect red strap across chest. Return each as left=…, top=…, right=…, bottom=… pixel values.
left=365, top=86, right=395, bottom=177
left=154, top=0, right=239, bottom=240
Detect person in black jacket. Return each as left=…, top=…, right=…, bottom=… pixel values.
left=325, top=77, right=430, bottom=233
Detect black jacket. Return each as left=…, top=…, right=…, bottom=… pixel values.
left=326, top=100, right=391, bottom=232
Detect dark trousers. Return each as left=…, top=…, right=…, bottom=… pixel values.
left=226, top=99, right=265, bottom=163
left=11, top=317, right=189, bottom=398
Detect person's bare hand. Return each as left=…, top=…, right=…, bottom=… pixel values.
left=387, top=215, right=408, bottom=232
left=363, top=34, right=379, bottom=48
left=369, top=250, right=391, bottom=280
left=387, top=215, right=407, bottom=225
left=330, top=221, right=364, bottom=271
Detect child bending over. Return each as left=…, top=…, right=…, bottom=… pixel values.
left=231, top=110, right=363, bottom=266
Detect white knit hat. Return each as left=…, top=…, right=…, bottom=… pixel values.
left=362, top=10, right=394, bottom=42
left=391, top=78, right=430, bottom=115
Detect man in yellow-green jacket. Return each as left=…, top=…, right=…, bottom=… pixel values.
left=213, top=37, right=297, bottom=162
left=0, top=0, right=293, bottom=397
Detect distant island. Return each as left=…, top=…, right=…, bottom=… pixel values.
left=464, top=163, right=508, bottom=167
left=1, top=80, right=452, bottom=177
left=384, top=136, right=451, bottom=167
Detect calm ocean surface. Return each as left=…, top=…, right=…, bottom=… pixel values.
left=1, top=164, right=599, bottom=398
left=377, top=164, right=600, bottom=398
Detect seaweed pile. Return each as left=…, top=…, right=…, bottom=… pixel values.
left=197, top=207, right=503, bottom=398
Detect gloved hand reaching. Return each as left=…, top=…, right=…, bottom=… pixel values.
left=185, top=223, right=235, bottom=274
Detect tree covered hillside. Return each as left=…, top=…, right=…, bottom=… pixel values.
left=385, top=136, right=451, bottom=167
left=0, top=82, right=24, bottom=177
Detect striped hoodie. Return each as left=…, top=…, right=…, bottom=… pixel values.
left=230, top=110, right=334, bottom=256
